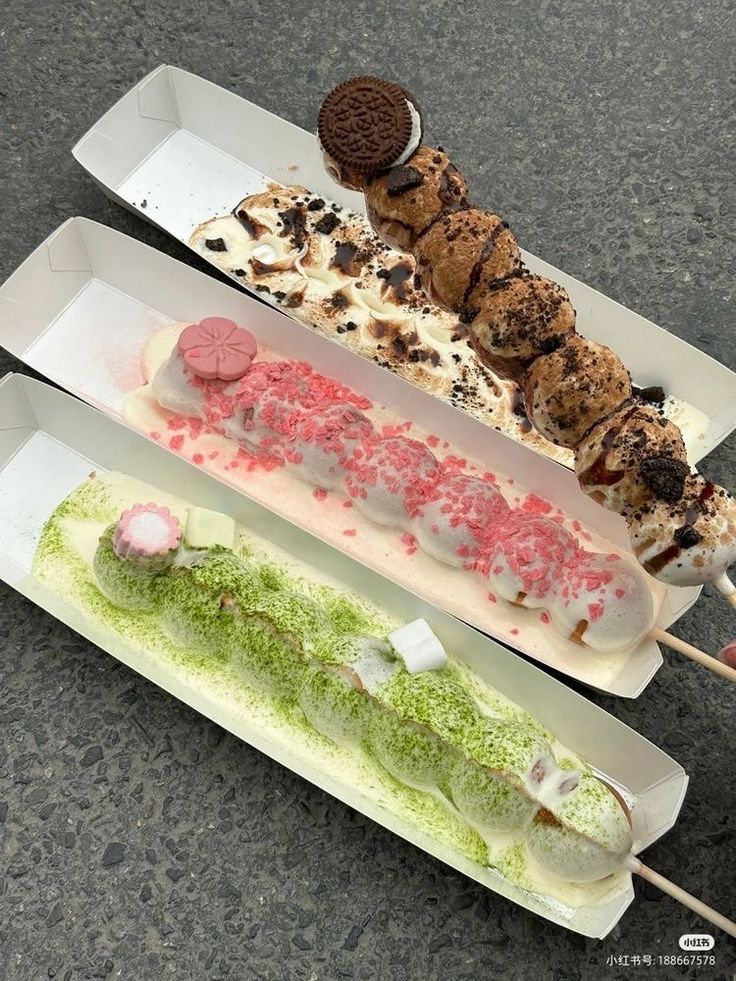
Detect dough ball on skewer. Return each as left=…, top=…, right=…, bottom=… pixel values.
left=365, top=146, right=468, bottom=251
left=412, top=208, right=522, bottom=313
left=468, top=275, right=576, bottom=384
left=413, top=473, right=510, bottom=567
left=575, top=404, right=688, bottom=513
left=524, top=335, right=632, bottom=448
left=344, top=435, right=440, bottom=526
left=627, top=474, right=736, bottom=586
left=551, top=553, right=655, bottom=652
left=527, top=773, right=633, bottom=883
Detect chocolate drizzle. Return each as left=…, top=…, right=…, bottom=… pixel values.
left=234, top=208, right=268, bottom=239
left=643, top=481, right=714, bottom=575
left=331, top=242, right=361, bottom=276
left=511, top=389, right=533, bottom=433
left=578, top=405, right=639, bottom=488
left=462, top=221, right=508, bottom=306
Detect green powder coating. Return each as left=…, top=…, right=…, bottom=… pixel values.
left=255, top=561, right=289, bottom=593
left=463, top=720, right=553, bottom=782
left=367, top=708, right=456, bottom=789
left=93, top=528, right=163, bottom=611
left=318, top=591, right=386, bottom=638
left=553, top=774, right=631, bottom=853
left=493, top=841, right=532, bottom=888
left=33, top=473, right=627, bottom=898
left=159, top=568, right=236, bottom=658
left=243, top=590, right=332, bottom=655
left=448, top=757, right=538, bottom=832
left=378, top=670, right=480, bottom=746
left=526, top=817, right=622, bottom=882
left=298, top=664, right=372, bottom=745
left=558, top=757, right=579, bottom=771
left=231, top=615, right=308, bottom=699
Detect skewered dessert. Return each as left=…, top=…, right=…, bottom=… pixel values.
left=317, top=76, right=736, bottom=598
left=33, top=472, right=736, bottom=934
left=142, top=317, right=657, bottom=655
left=35, top=471, right=635, bottom=893
left=189, top=188, right=711, bottom=471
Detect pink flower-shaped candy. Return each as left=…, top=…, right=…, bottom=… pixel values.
left=113, top=503, right=182, bottom=561
left=178, top=317, right=258, bottom=381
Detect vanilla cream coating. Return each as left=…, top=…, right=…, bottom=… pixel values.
left=627, top=476, right=736, bottom=586
left=146, top=325, right=657, bottom=654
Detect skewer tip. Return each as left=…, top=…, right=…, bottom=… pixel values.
left=629, top=857, right=736, bottom=938
left=715, top=573, right=736, bottom=608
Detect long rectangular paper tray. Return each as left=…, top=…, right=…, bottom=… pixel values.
left=0, top=372, right=688, bottom=938
left=0, top=217, right=706, bottom=697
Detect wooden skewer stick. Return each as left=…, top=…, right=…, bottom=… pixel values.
left=626, top=856, right=736, bottom=938
left=651, top=628, right=736, bottom=682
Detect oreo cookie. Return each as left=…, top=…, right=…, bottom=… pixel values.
left=318, top=76, right=421, bottom=185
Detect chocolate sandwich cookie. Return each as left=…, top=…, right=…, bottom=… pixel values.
left=318, top=76, right=423, bottom=191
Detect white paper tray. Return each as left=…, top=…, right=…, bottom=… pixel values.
left=0, top=217, right=705, bottom=697
left=71, top=64, right=736, bottom=463
left=0, top=372, right=688, bottom=938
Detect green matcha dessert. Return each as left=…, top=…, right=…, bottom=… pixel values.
left=33, top=471, right=635, bottom=907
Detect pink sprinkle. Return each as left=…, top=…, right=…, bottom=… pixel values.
left=615, top=588, right=625, bottom=599
left=150, top=431, right=161, bottom=441
left=407, top=547, right=417, bottom=555
left=540, top=612, right=550, bottom=624
left=521, top=494, right=552, bottom=515
left=487, top=592, right=497, bottom=603
left=607, top=553, right=621, bottom=562
left=207, top=450, right=219, bottom=460
left=588, top=602, right=604, bottom=622
left=192, top=453, right=204, bottom=465
left=342, top=499, right=354, bottom=508
left=442, top=441, right=449, bottom=449
left=426, top=434, right=440, bottom=448
left=572, top=520, right=582, bottom=532
left=313, top=488, right=328, bottom=501
left=169, top=434, right=185, bottom=451
left=400, top=532, right=416, bottom=548
left=510, top=628, right=519, bottom=636
left=343, top=528, right=357, bottom=537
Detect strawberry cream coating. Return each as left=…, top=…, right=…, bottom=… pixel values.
left=151, top=325, right=655, bottom=653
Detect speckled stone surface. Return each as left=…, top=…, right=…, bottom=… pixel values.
left=0, top=1, right=734, bottom=978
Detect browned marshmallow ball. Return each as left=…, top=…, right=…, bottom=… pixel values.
left=524, top=335, right=632, bottom=448
left=468, top=276, right=576, bottom=383
left=628, top=475, right=736, bottom=586
left=412, top=208, right=522, bottom=312
left=365, top=147, right=468, bottom=252
left=575, top=404, right=688, bottom=513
